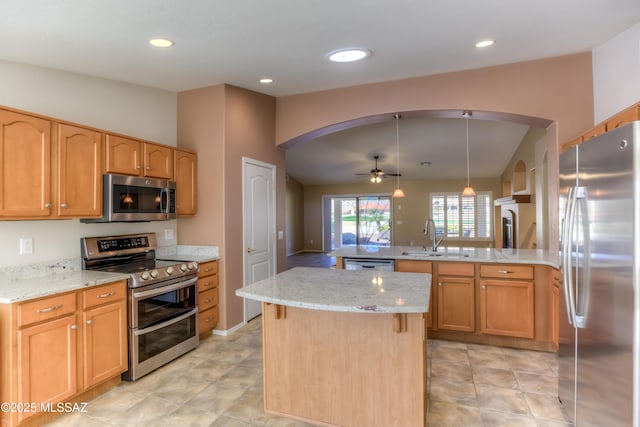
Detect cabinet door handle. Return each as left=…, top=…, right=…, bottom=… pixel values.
left=203, top=281, right=212, bottom=287
left=146, top=166, right=151, bottom=170
left=86, top=319, right=93, bottom=325
left=497, top=270, right=513, bottom=274
left=204, top=268, right=212, bottom=273
left=37, top=304, right=62, bottom=313
left=136, top=165, right=141, bottom=170
left=482, top=285, right=486, bottom=289
left=70, top=324, right=78, bottom=330
left=60, top=203, right=67, bottom=208
left=97, top=291, right=116, bottom=299
left=204, top=298, right=212, bottom=303
left=204, top=317, right=212, bottom=323
left=438, top=282, right=442, bottom=286
left=44, top=203, right=51, bottom=208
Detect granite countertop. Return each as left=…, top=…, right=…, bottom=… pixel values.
left=0, top=270, right=129, bottom=304
left=329, top=246, right=559, bottom=268
left=236, top=267, right=431, bottom=314
left=156, top=245, right=220, bottom=263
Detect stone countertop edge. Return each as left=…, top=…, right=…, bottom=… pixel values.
left=0, top=270, right=130, bottom=304
left=236, top=267, right=431, bottom=314
left=328, top=246, right=559, bottom=268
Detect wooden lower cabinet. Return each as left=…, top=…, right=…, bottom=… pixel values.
left=197, top=260, right=220, bottom=338
left=395, top=259, right=433, bottom=328
left=17, top=315, right=78, bottom=423
left=438, top=276, right=475, bottom=332
left=0, top=281, right=127, bottom=427
left=479, top=279, right=534, bottom=338
left=82, top=300, right=127, bottom=388
left=394, top=259, right=557, bottom=351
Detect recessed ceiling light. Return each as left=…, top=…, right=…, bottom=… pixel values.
left=260, top=78, right=273, bottom=84
left=149, top=38, right=174, bottom=48
left=326, top=48, right=371, bottom=63
left=475, top=40, right=495, bottom=48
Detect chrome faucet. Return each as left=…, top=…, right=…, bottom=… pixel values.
left=425, top=219, right=444, bottom=252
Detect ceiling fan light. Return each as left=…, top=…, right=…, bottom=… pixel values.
left=462, top=186, right=476, bottom=196
left=393, top=188, right=405, bottom=198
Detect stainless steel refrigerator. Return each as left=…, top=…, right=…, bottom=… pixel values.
left=558, top=121, right=639, bottom=426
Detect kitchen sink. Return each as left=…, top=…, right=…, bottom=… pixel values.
left=401, top=251, right=470, bottom=258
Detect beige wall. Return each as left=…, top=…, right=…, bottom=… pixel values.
left=303, top=178, right=501, bottom=252
left=286, top=176, right=304, bottom=255
left=177, top=84, right=284, bottom=331
left=276, top=53, right=594, bottom=147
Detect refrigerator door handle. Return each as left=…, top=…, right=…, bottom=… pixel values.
left=573, top=186, right=590, bottom=329
left=562, top=186, right=578, bottom=326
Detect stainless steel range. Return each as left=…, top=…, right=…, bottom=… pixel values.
left=81, top=233, right=199, bottom=381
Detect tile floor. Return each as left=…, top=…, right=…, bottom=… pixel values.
left=45, top=316, right=570, bottom=427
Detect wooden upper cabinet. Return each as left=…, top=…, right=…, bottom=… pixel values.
left=174, top=149, right=197, bottom=215
left=105, top=135, right=173, bottom=179
left=57, top=124, right=102, bottom=217
left=606, top=104, right=640, bottom=131
left=0, top=109, right=52, bottom=218
left=105, top=134, right=142, bottom=176
left=144, top=142, right=173, bottom=179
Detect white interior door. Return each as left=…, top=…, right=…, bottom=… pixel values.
left=242, top=157, right=276, bottom=321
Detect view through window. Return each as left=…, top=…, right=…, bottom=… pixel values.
left=330, top=196, right=392, bottom=249
left=430, top=192, right=492, bottom=239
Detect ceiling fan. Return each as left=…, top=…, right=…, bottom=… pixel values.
left=355, top=155, right=400, bottom=183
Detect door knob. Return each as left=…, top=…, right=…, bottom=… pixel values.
left=247, top=247, right=256, bottom=253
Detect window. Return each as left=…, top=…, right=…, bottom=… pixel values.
left=430, top=192, right=492, bottom=240
left=330, top=195, right=392, bottom=248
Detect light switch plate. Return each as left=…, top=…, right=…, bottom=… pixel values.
left=164, top=229, right=175, bottom=240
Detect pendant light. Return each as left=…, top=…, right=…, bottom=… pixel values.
left=392, top=113, right=405, bottom=198
left=462, top=111, right=476, bottom=196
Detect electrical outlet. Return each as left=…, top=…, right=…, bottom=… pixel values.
left=19, top=238, right=33, bottom=254
left=277, top=230, right=284, bottom=240
left=310, top=239, right=314, bottom=245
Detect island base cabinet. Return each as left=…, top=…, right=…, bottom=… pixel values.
left=262, top=303, right=427, bottom=427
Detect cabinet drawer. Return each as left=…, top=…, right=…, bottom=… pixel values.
left=198, top=260, right=218, bottom=278
left=395, top=260, right=432, bottom=273
left=480, top=264, right=533, bottom=280
left=18, top=293, right=77, bottom=327
left=199, top=306, right=219, bottom=332
left=83, top=281, right=126, bottom=309
left=199, top=288, right=219, bottom=312
left=198, top=274, right=219, bottom=293
left=438, top=262, right=474, bottom=277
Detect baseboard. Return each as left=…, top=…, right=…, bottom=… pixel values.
left=213, top=321, right=246, bottom=336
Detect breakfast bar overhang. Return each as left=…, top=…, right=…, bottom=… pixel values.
left=236, top=267, right=432, bottom=427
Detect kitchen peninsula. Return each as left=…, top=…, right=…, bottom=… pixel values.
left=236, top=267, right=431, bottom=427
left=331, top=246, right=560, bottom=351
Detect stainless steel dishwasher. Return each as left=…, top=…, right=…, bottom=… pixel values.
left=343, top=258, right=395, bottom=271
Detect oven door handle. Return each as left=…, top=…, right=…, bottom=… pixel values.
left=134, top=307, right=199, bottom=336
left=132, top=276, right=198, bottom=299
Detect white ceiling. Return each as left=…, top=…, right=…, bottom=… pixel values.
left=285, top=116, right=534, bottom=185
left=2, top=1, right=639, bottom=96
left=2, top=1, right=639, bottom=185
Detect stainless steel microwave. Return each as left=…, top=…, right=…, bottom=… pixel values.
left=82, top=174, right=176, bottom=222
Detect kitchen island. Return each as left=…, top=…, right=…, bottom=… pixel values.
left=236, top=267, right=431, bottom=427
